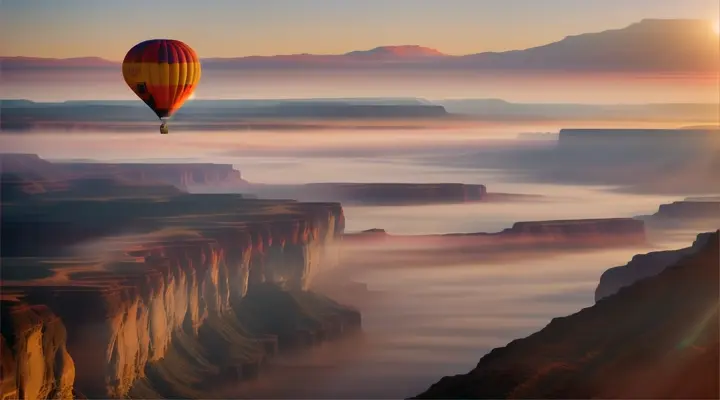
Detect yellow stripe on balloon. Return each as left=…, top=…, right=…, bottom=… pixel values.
left=122, top=62, right=202, bottom=87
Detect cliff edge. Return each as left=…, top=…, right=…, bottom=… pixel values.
left=595, top=231, right=715, bottom=301
left=1, top=165, right=359, bottom=399
left=414, top=230, right=719, bottom=399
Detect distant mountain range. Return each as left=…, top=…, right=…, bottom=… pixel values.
left=1, top=19, right=718, bottom=72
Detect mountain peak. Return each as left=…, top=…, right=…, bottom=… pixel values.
left=345, top=45, right=445, bottom=57
left=636, top=18, right=711, bottom=25
left=629, top=18, right=715, bottom=32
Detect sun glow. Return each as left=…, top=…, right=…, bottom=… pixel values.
left=713, top=20, right=720, bottom=35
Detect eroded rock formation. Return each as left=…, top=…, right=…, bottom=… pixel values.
left=0, top=304, right=75, bottom=400
left=1, top=163, right=359, bottom=399
left=413, top=230, right=719, bottom=399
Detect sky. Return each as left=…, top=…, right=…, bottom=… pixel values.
left=1, top=0, right=718, bottom=59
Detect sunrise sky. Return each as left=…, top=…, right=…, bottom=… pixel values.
left=1, top=0, right=718, bottom=59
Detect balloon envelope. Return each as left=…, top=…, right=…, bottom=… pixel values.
left=122, top=39, right=201, bottom=120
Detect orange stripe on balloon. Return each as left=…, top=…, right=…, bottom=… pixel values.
left=142, top=83, right=197, bottom=114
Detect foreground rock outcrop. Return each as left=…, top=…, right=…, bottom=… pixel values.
left=414, top=230, right=719, bottom=399
left=595, top=231, right=715, bottom=301
left=1, top=164, right=360, bottom=399
left=0, top=304, right=76, bottom=400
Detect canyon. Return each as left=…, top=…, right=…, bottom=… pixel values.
left=1, top=157, right=359, bottom=398
left=414, top=230, right=719, bottom=399
left=0, top=153, right=249, bottom=192
left=346, top=218, right=648, bottom=243
left=336, top=218, right=651, bottom=274
left=247, top=182, right=489, bottom=205
left=2, top=154, right=538, bottom=206
left=2, top=153, right=717, bottom=400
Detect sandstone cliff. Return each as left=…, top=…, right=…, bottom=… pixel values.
left=0, top=304, right=75, bottom=400
left=414, top=230, right=719, bottom=399
left=1, top=175, right=358, bottom=398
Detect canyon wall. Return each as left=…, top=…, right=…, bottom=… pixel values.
left=0, top=153, right=248, bottom=191
left=414, top=230, right=719, bottom=399
left=594, top=231, right=715, bottom=302
left=499, top=218, right=645, bottom=240
left=652, top=200, right=720, bottom=220
left=341, top=219, right=647, bottom=270
left=1, top=191, right=357, bottom=399
left=60, top=162, right=248, bottom=191
left=347, top=218, right=647, bottom=246
left=527, top=128, right=720, bottom=194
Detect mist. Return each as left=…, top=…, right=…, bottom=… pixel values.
left=2, top=114, right=718, bottom=399
left=3, top=69, right=718, bottom=103
left=213, top=237, right=693, bottom=399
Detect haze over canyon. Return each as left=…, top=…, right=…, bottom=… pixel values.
left=1, top=7, right=719, bottom=400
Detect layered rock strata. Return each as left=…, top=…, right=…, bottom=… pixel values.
left=1, top=192, right=359, bottom=399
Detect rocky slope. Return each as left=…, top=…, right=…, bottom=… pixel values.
left=1, top=171, right=359, bottom=398
left=594, top=231, right=714, bottom=302
left=414, top=230, right=719, bottom=399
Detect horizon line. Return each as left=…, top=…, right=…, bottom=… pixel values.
left=1, top=18, right=715, bottom=62
left=3, top=97, right=719, bottom=106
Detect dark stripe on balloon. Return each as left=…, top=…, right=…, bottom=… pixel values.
left=124, top=39, right=197, bottom=64
left=169, top=42, right=178, bottom=65
left=154, top=108, right=170, bottom=118
left=157, top=42, right=167, bottom=63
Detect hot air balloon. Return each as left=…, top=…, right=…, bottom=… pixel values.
left=122, top=39, right=201, bottom=134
